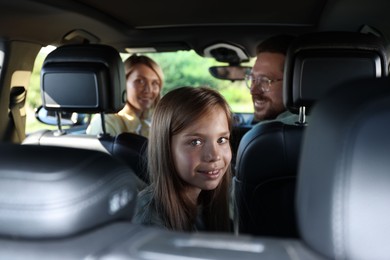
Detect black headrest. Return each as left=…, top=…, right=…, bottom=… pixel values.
left=41, top=44, right=126, bottom=113
left=297, top=77, right=390, bottom=259
left=0, top=144, right=137, bottom=238
left=284, top=31, right=388, bottom=114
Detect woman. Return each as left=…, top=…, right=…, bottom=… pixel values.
left=132, top=86, right=233, bottom=232
left=86, top=54, right=164, bottom=137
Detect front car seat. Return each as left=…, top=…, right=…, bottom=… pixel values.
left=297, top=77, right=390, bottom=259
left=23, top=44, right=149, bottom=185
left=234, top=31, right=388, bottom=237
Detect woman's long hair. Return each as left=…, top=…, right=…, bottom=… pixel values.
left=148, top=86, right=233, bottom=232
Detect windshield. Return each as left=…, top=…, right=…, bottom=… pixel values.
left=26, top=47, right=254, bottom=133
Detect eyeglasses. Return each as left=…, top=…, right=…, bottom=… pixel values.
left=245, top=74, right=283, bottom=92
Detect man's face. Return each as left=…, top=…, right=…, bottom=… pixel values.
left=250, top=52, right=286, bottom=122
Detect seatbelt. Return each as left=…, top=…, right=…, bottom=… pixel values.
left=9, top=86, right=27, bottom=142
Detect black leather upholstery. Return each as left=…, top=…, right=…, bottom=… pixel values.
left=284, top=31, right=388, bottom=114
left=25, top=44, right=149, bottom=184
left=235, top=121, right=302, bottom=237
left=0, top=143, right=137, bottom=238
left=297, top=77, right=390, bottom=259
left=234, top=31, right=387, bottom=238
left=41, top=44, right=126, bottom=113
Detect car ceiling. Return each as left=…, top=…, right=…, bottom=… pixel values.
left=1, top=0, right=390, bottom=57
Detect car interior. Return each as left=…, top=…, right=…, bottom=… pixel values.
left=1, top=0, right=390, bottom=259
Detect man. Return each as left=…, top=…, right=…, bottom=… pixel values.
left=247, top=34, right=297, bottom=125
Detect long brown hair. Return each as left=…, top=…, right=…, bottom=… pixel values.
left=148, top=86, right=233, bottom=232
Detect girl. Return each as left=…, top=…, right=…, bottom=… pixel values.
left=132, top=86, right=233, bottom=232
left=87, top=54, right=164, bottom=138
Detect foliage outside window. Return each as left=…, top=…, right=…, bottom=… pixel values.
left=26, top=48, right=254, bottom=133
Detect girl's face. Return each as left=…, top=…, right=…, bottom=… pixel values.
left=126, top=64, right=161, bottom=112
left=171, top=106, right=232, bottom=199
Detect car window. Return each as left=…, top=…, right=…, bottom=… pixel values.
left=26, top=48, right=254, bottom=134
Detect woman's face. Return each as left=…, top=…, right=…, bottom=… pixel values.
left=126, top=64, right=161, bottom=112
left=171, top=106, right=232, bottom=199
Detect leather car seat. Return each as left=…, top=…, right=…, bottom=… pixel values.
left=23, top=44, right=149, bottom=185
left=297, top=77, right=390, bottom=259
left=0, top=143, right=137, bottom=238
left=233, top=31, right=388, bottom=237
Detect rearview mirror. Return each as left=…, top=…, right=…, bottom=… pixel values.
left=209, top=66, right=251, bottom=81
